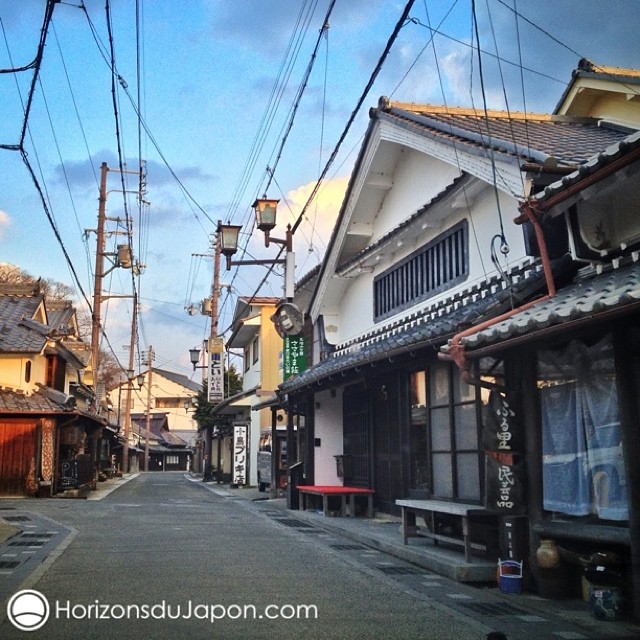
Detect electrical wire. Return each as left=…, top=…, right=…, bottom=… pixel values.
left=419, top=0, right=488, bottom=278
left=263, top=2, right=336, bottom=196
left=217, top=0, right=417, bottom=338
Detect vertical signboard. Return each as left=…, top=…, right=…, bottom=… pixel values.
left=483, top=390, right=524, bottom=513
left=283, top=335, right=305, bottom=381
left=208, top=337, right=225, bottom=403
left=233, top=424, right=248, bottom=486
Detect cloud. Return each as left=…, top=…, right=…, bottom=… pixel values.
left=280, top=175, right=349, bottom=269
left=0, top=210, right=11, bottom=239
left=51, top=153, right=215, bottom=189
left=208, top=0, right=385, bottom=60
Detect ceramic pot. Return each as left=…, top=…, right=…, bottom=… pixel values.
left=536, top=539, right=561, bottom=569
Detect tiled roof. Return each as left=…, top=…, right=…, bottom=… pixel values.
left=0, top=386, right=66, bottom=413
left=0, top=295, right=47, bottom=353
left=159, top=430, right=188, bottom=447
left=153, top=368, right=201, bottom=393
left=453, top=260, right=640, bottom=352
left=46, top=301, right=76, bottom=336
left=532, top=129, right=640, bottom=207
left=377, top=99, right=632, bottom=167
left=553, top=58, right=640, bottom=114
left=131, top=412, right=169, bottom=436
left=0, top=385, right=104, bottom=428
left=574, top=59, right=640, bottom=80
left=280, top=258, right=567, bottom=394
left=130, top=413, right=188, bottom=447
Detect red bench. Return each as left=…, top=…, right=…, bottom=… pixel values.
left=297, top=485, right=375, bottom=518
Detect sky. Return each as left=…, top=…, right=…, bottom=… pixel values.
left=0, top=0, right=639, bottom=381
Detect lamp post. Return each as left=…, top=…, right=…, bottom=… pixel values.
left=219, top=198, right=303, bottom=503
left=219, top=199, right=294, bottom=300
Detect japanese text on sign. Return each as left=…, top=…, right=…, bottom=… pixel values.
left=283, top=335, right=305, bottom=381
left=494, top=395, right=515, bottom=450
left=208, top=352, right=223, bottom=403
left=233, top=425, right=248, bottom=486
left=497, top=462, right=516, bottom=509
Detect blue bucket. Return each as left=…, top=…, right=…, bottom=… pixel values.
left=499, top=560, right=523, bottom=594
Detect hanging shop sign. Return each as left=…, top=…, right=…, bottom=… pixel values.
left=283, top=335, right=306, bottom=380
left=208, top=338, right=225, bottom=403
left=483, top=390, right=525, bottom=513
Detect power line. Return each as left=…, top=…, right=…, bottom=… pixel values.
left=217, top=0, right=417, bottom=337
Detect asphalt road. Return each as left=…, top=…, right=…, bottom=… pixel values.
left=0, top=472, right=489, bottom=640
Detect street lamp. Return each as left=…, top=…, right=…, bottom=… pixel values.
left=218, top=224, right=243, bottom=271
left=217, top=199, right=304, bottom=496
left=189, top=347, right=204, bottom=371
left=126, top=369, right=145, bottom=389
left=218, top=198, right=294, bottom=300
left=253, top=198, right=279, bottom=243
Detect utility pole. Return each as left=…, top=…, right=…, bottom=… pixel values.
left=201, top=232, right=222, bottom=481
left=89, top=161, right=142, bottom=407
left=144, top=346, right=155, bottom=472
left=122, top=294, right=138, bottom=474
left=190, top=229, right=224, bottom=482
left=91, top=162, right=109, bottom=392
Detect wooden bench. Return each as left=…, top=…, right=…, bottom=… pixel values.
left=298, top=485, right=375, bottom=518
left=396, top=499, right=492, bottom=563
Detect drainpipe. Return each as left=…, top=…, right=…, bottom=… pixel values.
left=442, top=200, right=556, bottom=379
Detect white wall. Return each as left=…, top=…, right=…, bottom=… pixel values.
left=372, top=150, right=461, bottom=242
left=313, top=388, right=344, bottom=485
left=334, top=179, right=530, bottom=346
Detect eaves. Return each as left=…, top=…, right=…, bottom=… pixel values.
left=281, top=256, right=572, bottom=395
left=531, top=129, right=640, bottom=212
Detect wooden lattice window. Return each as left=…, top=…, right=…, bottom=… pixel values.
left=373, top=220, right=468, bottom=321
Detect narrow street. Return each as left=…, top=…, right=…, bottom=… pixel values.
left=1, top=473, right=487, bottom=640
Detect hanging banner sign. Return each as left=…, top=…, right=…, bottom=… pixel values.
left=233, top=424, right=248, bottom=486
left=482, top=390, right=525, bottom=513
left=283, top=335, right=305, bottom=380
left=208, top=347, right=224, bottom=403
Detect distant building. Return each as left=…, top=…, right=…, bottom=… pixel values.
left=109, top=368, right=200, bottom=472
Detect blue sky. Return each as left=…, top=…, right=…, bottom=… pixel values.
left=1, top=0, right=639, bottom=379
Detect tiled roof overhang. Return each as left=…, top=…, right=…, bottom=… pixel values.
left=0, top=386, right=106, bottom=425
left=530, top=130, right=640, bottom=211
left=377, top=101, right=631, bottom=167
left=280, top=258, right=574, bottom=395
left=446, top=260, right=640, bottom=358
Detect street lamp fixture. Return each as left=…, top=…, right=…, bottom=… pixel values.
left=189, top=347, right=207, bottom=371
left=126, top=369, right=145, bottom=389
left=253, top=198, right=279, bottom=244
left=218, top=224, right=243, bottom=270
left=218, top=198, right=294, bottom=300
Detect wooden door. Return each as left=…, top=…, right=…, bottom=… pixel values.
left=0, top=420, right=37, bottom=495
left=371, top=376, right=403, bottom=513
left=343, top=386, right=370, bottom=487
